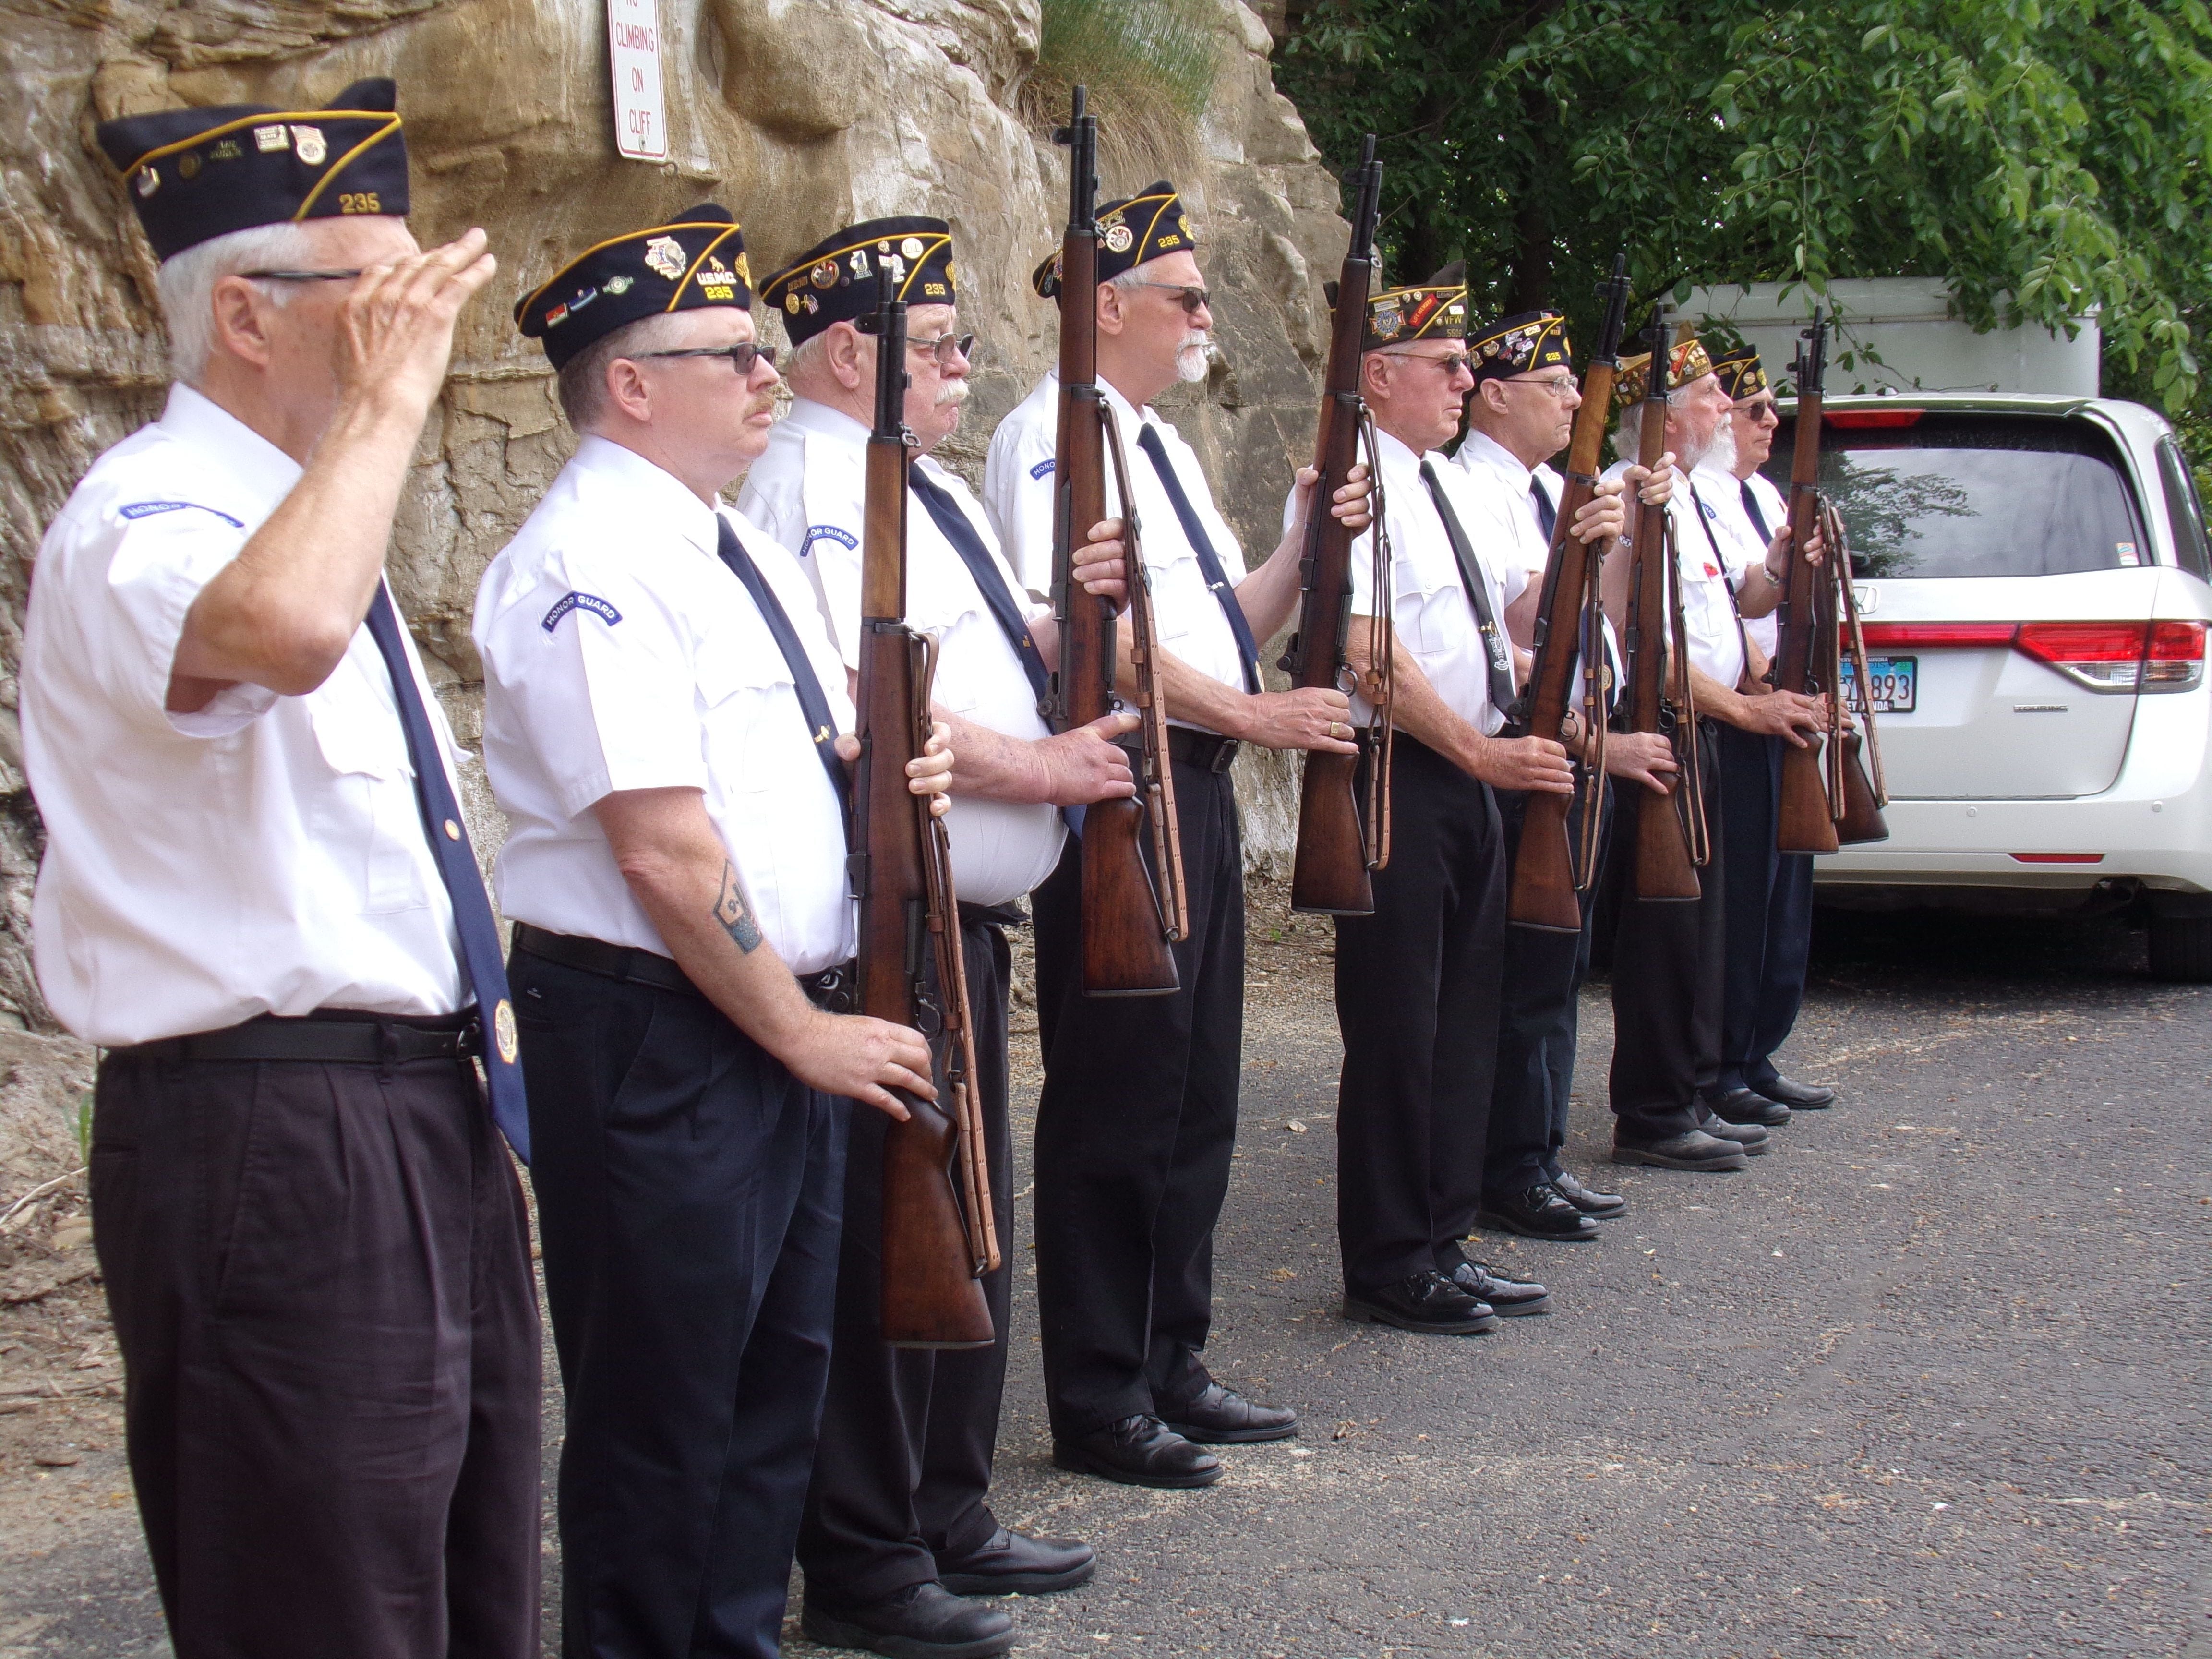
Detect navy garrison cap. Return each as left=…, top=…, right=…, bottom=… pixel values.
left=1361, top=283, right=1468, bottom=351
left=760, top=216, right=957, bottom=348
left=514, top=205, right=753, bottom=369
left=96, top=78, right=410, bottom=262
left=1710, top=342, right=1769, bottom=401
left=1033, top=180, right=1199, bottom=298
left=1468, top=311, right=1575, bottom=386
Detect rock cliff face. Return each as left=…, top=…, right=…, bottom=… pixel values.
left=0, top=0, right=1346, bottom=1062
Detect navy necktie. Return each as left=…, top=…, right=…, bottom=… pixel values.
left=1740, top=478, right=1772, bottom=542
left=1530, top=474, right=1557, bottom=542
left=361, top=585, right=529, bottom=1164
left=714, top=516, right=852, bottom=826
left=909, top=467, right=1051, bottom=706
left=1135, top=422, right=1262, bottom=695
left=1419, top=460, right=1520, bottom=718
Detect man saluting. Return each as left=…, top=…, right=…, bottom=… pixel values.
left=24, top=81, right=541, bottom=1658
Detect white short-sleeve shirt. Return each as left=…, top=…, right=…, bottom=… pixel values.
left=1692, top=462, right=1784, bottom=661
left=474, top=436, right=856, bottom=975
left=20, top=384, right=469, bottom=1046
left=1316, top=426, right=1526, bottom=737
left=741, top=400, right=1063, bottom=907
left=985, top=371, right=1251, bottom=730
left=1605, top=458, right=1748, bottom=692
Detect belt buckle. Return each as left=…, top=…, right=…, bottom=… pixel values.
left=1211, top=738, right=1239, bottom=774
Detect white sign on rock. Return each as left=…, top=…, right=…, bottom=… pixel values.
left=607, top=0, right=667, bottom=163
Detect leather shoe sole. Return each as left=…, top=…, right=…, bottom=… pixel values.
left=938, top=1557, right=1096, bottom=1598
left=1612, top=1140, right=1750, bottom=1172
left=1052, top=1439, right=1222, bottom=1490
left=1342, top=1293, right=1499, bottom=1335
left=1475, top=1204, right=1598, bottom=1242
left=1161, top=1414, right=1297, bottom=1445
left=800, top=1607, right=1014, bottom=1659
left=1759, top=1075, right=1836, bottom=1109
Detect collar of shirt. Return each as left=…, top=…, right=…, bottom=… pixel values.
left=783, top=397, right=871, bottom=452
left=571, top=433, right=721, bottom=560
left=1456, top=427, right=1536, bottom=487
left=160, top=382, right=302, bottom=510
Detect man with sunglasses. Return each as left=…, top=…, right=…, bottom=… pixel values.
left=478, top=205, right=957, bottom=1659
left=742, top=216, right=1134, bottom=1659
left=1692, top=344, right=1837, bottom=1126
left=984, top=183, right=1372, bottom=1487
left=1447, top=303, right=1676, bottom=1238
left=23, top=82, right=541, bottom=1657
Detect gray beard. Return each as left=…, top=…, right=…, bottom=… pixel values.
left=1175, top=333, right=1213, bottom=384
left=1702, top=422, right=1738, bottom=476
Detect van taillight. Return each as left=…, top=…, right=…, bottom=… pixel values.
left=2014, top=620, right=2206, bottom=692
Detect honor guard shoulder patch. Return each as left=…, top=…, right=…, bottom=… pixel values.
left=802, top=524, right=859, bottom=556
left=119, top=500, right=245, bottom=528
left=1029, top=457, right=1056, bottom=481
left=541, top=591, right=623, bottom=632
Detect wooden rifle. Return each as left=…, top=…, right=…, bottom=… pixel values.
left=1043, top=85, right=1190, bottom=995
left=854, top=287, right=1000, bottom=1350
left=1505, top=253, right=1631, bottom=932
left=1284, top=134, right=1393, bottom=915
left=1775, top=309, right=1888, bottom=851
left=1624, top=314, right=1707, bottom=900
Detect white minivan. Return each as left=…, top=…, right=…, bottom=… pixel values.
left=1769, top=393, right=2212, bottom=981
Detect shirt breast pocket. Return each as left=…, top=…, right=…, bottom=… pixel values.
left=1394, top=564, right=1461, bottom=660
left=696, top=638, right=804, bottom=797
left=303, top=683, right=430, bottom=916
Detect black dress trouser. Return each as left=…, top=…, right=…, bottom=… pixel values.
left=512, top=950, right=849, bottom=1659
left=1604, top=719, right=1729, bottom=1140
left=92, top=1031, right=542, bottom=1659
left=799, top=912, right=1016, bottom=1605
left=1715, top=723, right=1816, bottom=1094
left=1032, top=757, right=1242, bottom=1438
left=1485, top=776, right=1611, bottom=1196
left=1332, top=736, right=1507, bottom=1290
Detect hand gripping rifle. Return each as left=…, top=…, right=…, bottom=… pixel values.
left=1624, top=314, right=1708, bottom=900
left=1774, top=310, right=1889, bottom=852
left=1505, top=254, right=1632, bottom=932
left=1284, top=134, right=1393, bottom=916
left=855, top=287, right=1000, bottom=1350
left=1044, top=86, right=1190, bottom=995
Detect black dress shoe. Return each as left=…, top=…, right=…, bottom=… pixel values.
left=1708, top=1086, right=1790, bottom=1127
left=1612, top=1129, right=1750, bottom=1171
left=802, top=1581, right=1014, bottom=1659
left=1548, top=1170, right=1627, bottom=1220
left=1158, top=1379, right=1298, bottom=1444
left=1343, top=1269, right=1499, bottom=1334
left=1053, top=1415, right=1221, bottom=1490
left=936, top=1527, right=1096, bottom=1597
left=1695, top=1105, right=1771, bottom=1155
left=1449, top=1260, right=1551, bottom=1315
left=1477, top=1183, right=1600, bottom=1241
left=1755, top=1073, right=1836, bottom=1109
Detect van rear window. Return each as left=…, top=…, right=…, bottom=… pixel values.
left=1764, top=414, right=2145, bottom=579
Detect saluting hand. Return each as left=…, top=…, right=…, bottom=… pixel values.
left=784, top=1010, right=938, bottom=1120
left=334, top=226, right=498, bottom=425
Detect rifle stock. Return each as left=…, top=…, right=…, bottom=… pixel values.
left=1625, top=317, right=1701, bottom=901
left=1286, top=135, right=1388, bottom=916
left=1046, top=87, right=1186, bottom=995
left=856, top=291, right=995, bottom=1352
left=1775, top=313, right=1843, bottom=855
left=1507, top=253, right=1632, bottom=932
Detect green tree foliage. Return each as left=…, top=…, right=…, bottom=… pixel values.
left=1274, top=0, right=2212, bottom=439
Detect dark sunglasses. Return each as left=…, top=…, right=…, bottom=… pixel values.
left=637, top=343, right=780, bottom=373
left=1136, top=281, right=1211, bottom=316
left=241, top=268, right=365, bottom=283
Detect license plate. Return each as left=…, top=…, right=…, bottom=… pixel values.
left=1841, top=654, right=1916, bottom=715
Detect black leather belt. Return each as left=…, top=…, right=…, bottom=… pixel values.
left=118, top=1009, right=479, bottom=1066
left=512, top=922, right=853, bottom=1011
left=1167, top=726, right=1240, bottom=773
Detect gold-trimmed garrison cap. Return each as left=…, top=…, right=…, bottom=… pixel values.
left=1710, top=341, right=1768, bottom=401
left=515, top=204, right=752, bottom=370
left=96, top=77, right=409, bottom=263
left=1360, top=283, right=1467, bottom=352
left=1468, top=310, right=1575, bottom=386
left=1615, top=335, right=1717, bottom=410
left=761, top=216, right=955, bottom=348
left=1033, top=180, right=1199, bottom=298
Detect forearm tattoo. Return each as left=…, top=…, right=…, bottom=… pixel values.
left=713, top=862, right=764, bottom=954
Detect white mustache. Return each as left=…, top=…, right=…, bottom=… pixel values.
left=934, top=380, right=970, bottom=409
left=1176, top=330, right=1213, bottom=384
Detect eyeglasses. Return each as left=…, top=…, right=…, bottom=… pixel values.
left=241, top=268, right=365, bottom=283
left=908, top=332, right=975, bottom=367
left=1136, top=282, right=1211, bottom=316
left=637, top=343, right=780, bottom=373
left=1736, top=394, right=1780, bottom=421
left=1383, top=350, right=1474, bottom=375
left=1503, top=373, right=1579, bottom=400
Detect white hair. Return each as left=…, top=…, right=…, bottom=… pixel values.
left=1611, top=385, right=1694, bottom=465
left=786, top=329, right=834, bottom=385
left=555, top=311, right=700, bottom=433
left=1108, top=267, right=1151, bottom=295
left=155, top=221, right=317, bottom=385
